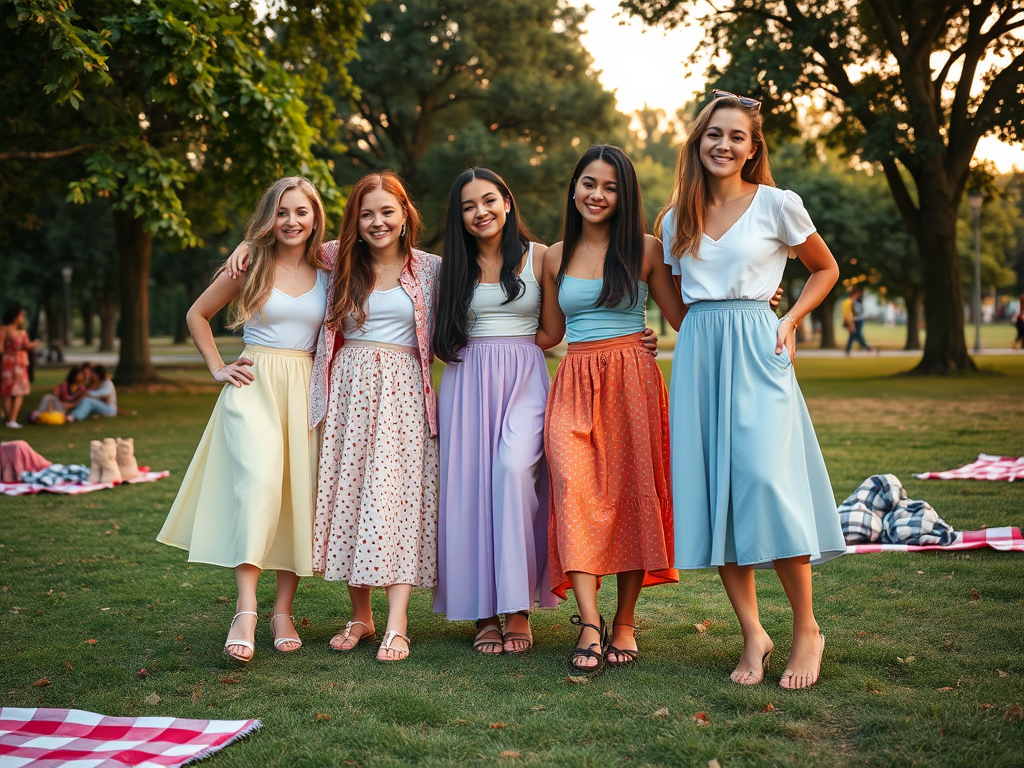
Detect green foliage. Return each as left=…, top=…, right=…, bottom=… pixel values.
left=956, top=180, right=1020, bottom=291
left=332, top=0, right=626, bottom=245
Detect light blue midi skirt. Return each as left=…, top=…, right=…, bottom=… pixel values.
left=669, top=300, right=845, bottom=569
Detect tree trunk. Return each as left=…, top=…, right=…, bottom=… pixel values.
left=910, top=190, right=974, bottom=374
left=97, top=289, right=117, bottom=352
left=903, top=287, right=923, bottom=351
left=81, top=298, right=95, bottom=346
left=113, top=211, right=159, bottom=384
left=816, top=291, right=836, bottom=349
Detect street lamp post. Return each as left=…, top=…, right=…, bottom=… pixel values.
left=61, top=266, right=73, bottom=348
left=967, top=190, right=983, bottom=354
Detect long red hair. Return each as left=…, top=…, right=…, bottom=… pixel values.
left=656, top=95, right=774, bottom=260
left=326, top=171, right=422, bottom=329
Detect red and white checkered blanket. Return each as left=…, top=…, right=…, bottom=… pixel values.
left=845, top=526, right=1024, bottom=554
left=0, top=707, right=259, bottom=767
left=0, top=471, right=169, bottom=496
left=913, top=454, right=1024, bottom=482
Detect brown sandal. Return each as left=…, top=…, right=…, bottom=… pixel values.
left=502, top=611, right=533, bottom=654
left=472, top=621, right=504, bottom=655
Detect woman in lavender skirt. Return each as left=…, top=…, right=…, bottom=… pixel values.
left=432, top=168, right=561, bottom=654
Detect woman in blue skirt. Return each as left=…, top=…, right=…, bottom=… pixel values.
left=659, top=91, right=846, bottom=690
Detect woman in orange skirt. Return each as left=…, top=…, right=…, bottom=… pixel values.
left=538, top=145, right=686, bottom=674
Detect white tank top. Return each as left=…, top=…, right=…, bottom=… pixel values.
left=343, top=285, right=417, bottom=347
left=242, top=269, right=328, bottom=352
left=468, top=243, right=541, bottom=338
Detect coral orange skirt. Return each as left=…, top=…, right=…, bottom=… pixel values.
left=544, top=333, right=678, bottom=599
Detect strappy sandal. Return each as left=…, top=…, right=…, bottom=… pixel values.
left=780, top=630, right=825, bottom=690
left=606, top=622, right=639, bottom=668
left=567, top=614, right=606, bottom=676
left=270, top=613, right=302, bottom=653
left=502, top=610, right=533, bottom=655
left=223, top=611, right=258, bottom=665
left=473, top=620, right=504, bottom=655
left=329, top=619, right=375, bottom=652
left=376, top=629, right=411, bottom=662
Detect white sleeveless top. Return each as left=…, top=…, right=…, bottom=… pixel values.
left=243, top=269, right=328, bottom=352
left=343, top=285, right=418, bottom=347
left=468, top=243, right=541, bottom=338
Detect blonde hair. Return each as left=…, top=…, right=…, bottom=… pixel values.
left=656, top=95, right=774, bottom=260
left=222, top=176, right=327, bottom=329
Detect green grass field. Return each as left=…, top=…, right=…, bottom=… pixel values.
left=1, top=358, right=1022, bottom=767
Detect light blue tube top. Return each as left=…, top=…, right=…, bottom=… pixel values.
left=559, top=276, right=648, bottom=343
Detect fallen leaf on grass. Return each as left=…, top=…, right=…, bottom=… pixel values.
left=998, top=670, right=1009, bottom=678
left=500, top=751, right=521, bottom=759
left=219, top=678, right=239, bottom=685
left=867, top=685, right=883, bottom=694
left=217, top=597, right=230, bottom=604
left=760, top=703, right=776, bottom=713
left=968, top=588, right=982, bottom=602
left=490, top=723, right=506, bottom=729
left=64, top=662, right=73, bottom=672
left=980, top=704, right=995, bottom=710
left=694, top=623, right=707, bottom=633
left=566, top=676, right=590, bottom=685
left=531, top=705, right=546, bottom=712
left=897, top=656, right=916, bottom=665
left=85, top=639, right=97, bottom=645
left=31, top=679, right=50, bottom=687
left=315, top=713, right=331, bottom=721
left=651, top=708, right=670, bottom=720
left=301, top=616, right=310, bottom=626
left=1005, top=705, right=1023, bottom=723
left=143, top=693, right=161, bottom=706
left=137, top=669, right=148, bottom=679
left=936, top=687, right=957, bottom=692
left=691, top=712, right=710, bottom=726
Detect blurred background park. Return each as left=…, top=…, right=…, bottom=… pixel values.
left=2, top=0, right=1023, bottom=382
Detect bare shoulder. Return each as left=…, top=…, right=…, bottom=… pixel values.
left=542, top=241, right=563, bottom=277
left=642, top=233, right=665, bottom=267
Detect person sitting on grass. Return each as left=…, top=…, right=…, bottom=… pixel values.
left=29, top=365, right=87, bottom=423
left=65, top=365, right=117, bottom=421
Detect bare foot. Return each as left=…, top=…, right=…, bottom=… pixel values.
left=731, top=630, right=774, bottom=685
left=779, top=628, right=825, bottom=690
left=225, top=612, right=257, bottom=661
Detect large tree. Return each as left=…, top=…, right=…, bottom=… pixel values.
left=1, top=0, right=362, bottom=383
left=334, top=0, right=625, bottom=245
left=621, top=0, right=1024, bottom=373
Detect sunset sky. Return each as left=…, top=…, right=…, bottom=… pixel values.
left=574, top=0, right=1024, bottom=173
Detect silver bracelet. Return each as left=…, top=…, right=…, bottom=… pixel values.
left=780, top=314, right=798, bottom=327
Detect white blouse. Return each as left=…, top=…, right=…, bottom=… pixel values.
left=343, top=286, right=418, bottom=347
left=661, top=185, right=815, bottom=305
left=243, top=269, right=328, bottom=352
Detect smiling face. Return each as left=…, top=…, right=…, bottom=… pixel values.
left=358, top=186, right=407, bottom=252
left=272, top=188, right=317, bottom=248
left=461, top=177, right=509, bottom=241
left=574, top=159, right=619, bottom=225
left=699, top=107, right=757, bottom=180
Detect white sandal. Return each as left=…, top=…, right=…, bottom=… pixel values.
left=376, top=630, right=411, bottom=662
left=224, top=611, right=258, bottom=664
left=329, top=619, right=375, bottom=652
left=270, top=613, right=302, bottom=653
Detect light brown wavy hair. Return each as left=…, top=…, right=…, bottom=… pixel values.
left=656, top=94, right=774, bottom=260
left=326, top=171, right=421, bottom=330
left=220, top=176, right=327, bottom=329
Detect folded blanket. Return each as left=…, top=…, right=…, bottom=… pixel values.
left=0, top=470, right=169, bottom=496
left=20, top=463, right=90, bottom=486
left=914, top=454, right=1024, bottom=482
left=0, top=707, right=260, bottom=767
left=838, top=474, right=957, bottom=546
left=846, top=526, right=1024, bottom=554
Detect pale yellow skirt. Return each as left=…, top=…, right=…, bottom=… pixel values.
left=158, top=345, right=318, bottom=576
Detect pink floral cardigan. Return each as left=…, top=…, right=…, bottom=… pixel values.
left=309, top=240, right=441, bottom=436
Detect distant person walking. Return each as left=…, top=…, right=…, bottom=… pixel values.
left=1013, top=292, right=1024, bottom=350
left=1, top=305, right=42, bottom=429
left=843, top=287, right=872, bottom=353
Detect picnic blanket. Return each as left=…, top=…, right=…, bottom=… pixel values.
left=0, top=470, right=169, bottom=496
left=0, top=707, right=260, bottom=767
left=913, top=454, right=1024, bottom=482
left=846, top=526, right=1024, bottom=554
left=837, top=473, right=957, bottom=546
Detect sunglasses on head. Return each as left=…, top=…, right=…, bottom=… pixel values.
left=712, top=89, right=762, bottom=112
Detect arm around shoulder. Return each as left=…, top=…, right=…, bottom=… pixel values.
left=535, top=242, right=566, bottom=350
left=643, top=234, right=686, bottom=331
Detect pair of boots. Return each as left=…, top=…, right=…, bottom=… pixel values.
left=88, top=438, right=139, bottom=484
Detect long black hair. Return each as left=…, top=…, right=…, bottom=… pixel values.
left=556, top=145, right=645, bottom=309
left=433, top=167, right=535, bottom=363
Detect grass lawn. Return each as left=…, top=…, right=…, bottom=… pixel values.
left=2, top=357, right=1022, bottom=767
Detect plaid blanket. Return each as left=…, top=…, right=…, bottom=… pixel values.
left=0, top=471, right=169, bottom=496
left=837, top=474, right=957, bottom=546
left=0, top=707, right=260, bottom=767
left=913, top=454, right=1024, bottom=482
left=846, top=526, right=1024, bottom=554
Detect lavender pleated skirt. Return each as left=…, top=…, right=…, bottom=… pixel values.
left=433, top=336, right=560, bottom=620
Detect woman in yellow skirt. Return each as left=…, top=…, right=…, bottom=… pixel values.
left=158, top=177, right=329, bottom=664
